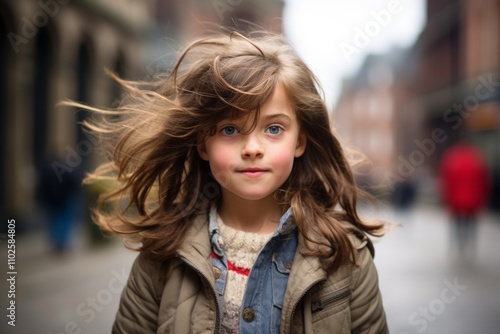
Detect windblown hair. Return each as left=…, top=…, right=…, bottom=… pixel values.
left=77, top=31, right=384, bottom=269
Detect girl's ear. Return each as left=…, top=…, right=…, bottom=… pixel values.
left=294, top=132, right=307, bottom=158
left=197, top=139, right=209, bottom=161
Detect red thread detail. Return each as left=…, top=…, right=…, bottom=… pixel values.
left=228, top=260, right=250, bottom=276
left=211, top=252, right=250, bottom=276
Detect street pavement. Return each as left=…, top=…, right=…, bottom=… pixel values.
left=1, top=203, right=499, bottom=333
left=372, top=204, right=500, bottom=334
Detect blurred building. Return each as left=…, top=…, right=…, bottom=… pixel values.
left=335, top=49, right=412, bottom=189
left=1, top=0, right=152, bottom=230
left=155, top=0, right=283, bottom=39
left=404, top=0, right=500, bottom=207
left=146, top=0, right=284, bottom=74
left=336, top=0, right=500, bottom=208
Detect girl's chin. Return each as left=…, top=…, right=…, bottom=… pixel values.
left=226, top=190, right=278, bottom=202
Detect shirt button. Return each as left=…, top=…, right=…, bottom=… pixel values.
left=213, top=267, right=221, bottom=280
left=242, top=307, right=256, bottom=322
left=284, top=261, right=293, bottom=269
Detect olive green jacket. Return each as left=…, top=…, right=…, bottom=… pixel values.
left=112, top=213, right=388, bottom=333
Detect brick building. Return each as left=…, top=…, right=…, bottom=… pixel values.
left=335, top=0, right=500, bottom=207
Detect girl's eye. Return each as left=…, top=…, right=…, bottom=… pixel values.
left=221, top=126, right=238, bottom=136
left=267, top=125, right=282, bottom=135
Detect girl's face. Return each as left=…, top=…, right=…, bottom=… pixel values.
left=198, top=84, right=306, bottom=203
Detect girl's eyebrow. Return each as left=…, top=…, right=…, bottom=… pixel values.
left=264, top=113, right=293, bottom=122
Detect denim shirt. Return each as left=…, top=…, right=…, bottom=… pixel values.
left=209, top=206, right=298, bottom=334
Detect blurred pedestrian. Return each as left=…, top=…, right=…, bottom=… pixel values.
left=37, top=152, right=83, bottom=254
left=438, top=143, right=490, bottom=261
left=391, top=176, right=418, bottom=224
left=68, top=32, right=389, bottom=333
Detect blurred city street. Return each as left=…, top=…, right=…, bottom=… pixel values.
left=373, top=203, right=500, bottom=334
left=1, top=0, right=499, bottom=333
left=1, top=202, right=499, bottom=334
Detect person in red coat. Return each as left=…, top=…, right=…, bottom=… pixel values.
left=438, top=143, right=490, bottom=260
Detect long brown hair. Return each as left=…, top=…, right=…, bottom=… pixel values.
left=74, top=31, right=384, bottom=268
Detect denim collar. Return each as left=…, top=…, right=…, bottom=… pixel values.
left=209, top=205, right=295, bottom=257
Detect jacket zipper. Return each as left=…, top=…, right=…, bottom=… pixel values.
left=286, top=278, right=325, bottom=334
left=180, top=257, right=221, bottom=333
left=311, top=286, right=351, bottom=313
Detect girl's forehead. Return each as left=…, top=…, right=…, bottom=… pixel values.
left=221, top=109, right=296, bottom=127
left=222, top=109, right=259, bottom=124
left=217, top=84, right=297, bottom=123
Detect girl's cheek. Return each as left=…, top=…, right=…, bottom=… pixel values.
left=273, top=150, right=295, bottom=173
left=211, top=169, right=232, bottom=188
left=208, top=146, right=234, bottom=186
left=211, top=146, right=233, bottom=168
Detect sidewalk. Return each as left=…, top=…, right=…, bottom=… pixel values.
left=372, top=203, right=500, bottom=334
left=0, top=226, right=137, bottom=334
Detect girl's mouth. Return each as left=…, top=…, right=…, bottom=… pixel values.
left=238, top=168, right=268, bottom=178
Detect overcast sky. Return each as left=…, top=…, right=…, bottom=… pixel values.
left=283, top=0, right=426, bottom=107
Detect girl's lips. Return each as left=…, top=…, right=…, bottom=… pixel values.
left=238, top=169, right=268, bottom=178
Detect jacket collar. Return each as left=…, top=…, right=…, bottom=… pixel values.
left=287, top=232, right=328, bottom=294
left=175, top=207, right=315, bottom=286
left=176, top=209, right=329, bottom=279
left=175, top=211, right=337, bottom=287
left=176, top=213, right=215, bottom=289
left=208, top=206, right=295, bottom=257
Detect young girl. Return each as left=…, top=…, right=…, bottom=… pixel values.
left=82, top=31, right=388, bottom=333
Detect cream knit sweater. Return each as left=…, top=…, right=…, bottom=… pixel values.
left=217, top=215, right=273, bottom=334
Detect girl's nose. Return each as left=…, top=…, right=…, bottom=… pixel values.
left=241, top=134, right=264, bottom=159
